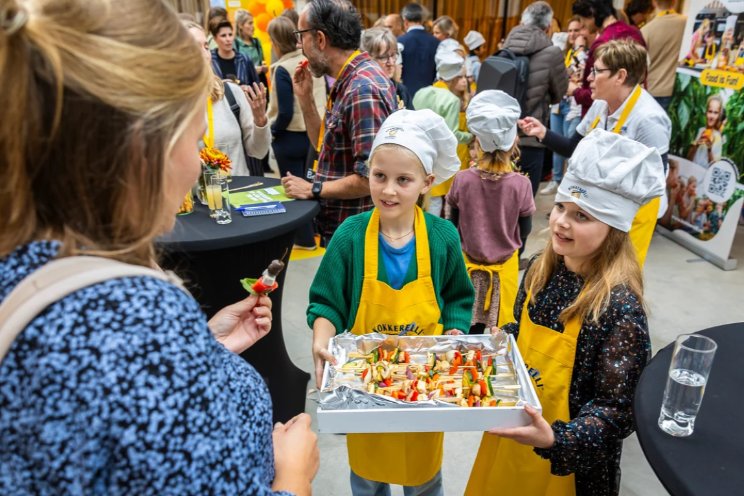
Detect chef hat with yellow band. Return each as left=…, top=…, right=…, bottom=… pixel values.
left=370, top=109, right=460, bottom=186
left=555, top=129, right=665, bottom=232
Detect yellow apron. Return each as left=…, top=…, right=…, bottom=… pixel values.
left=431, top=111, right=470, bottom=197
left=463, top=251, right=519, bottom=328
left=465, top=294, right=581, bottom=496
left=589, top=85, right=659, bottom=267
left=347, top=206, right=444, bottom=486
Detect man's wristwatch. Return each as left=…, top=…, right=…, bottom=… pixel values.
left=311, top=181, right=323, bottom=200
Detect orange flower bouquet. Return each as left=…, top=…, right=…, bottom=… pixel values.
left=197, top=147, right=231, bottom=205
left=200, top=146, right=232, bottom=173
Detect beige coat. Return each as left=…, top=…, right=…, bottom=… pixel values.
left=267, top=49, right=326, bottom=133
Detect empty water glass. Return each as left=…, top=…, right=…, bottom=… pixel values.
left=658, top=334, right=717, bottom=437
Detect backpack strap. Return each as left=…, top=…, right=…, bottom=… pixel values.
left=0, top=256, right=189, bottom=364
left=223, top=82, right=242, bottom=125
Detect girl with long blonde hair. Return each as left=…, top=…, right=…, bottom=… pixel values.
left=466, top=130, right=665, bottom=496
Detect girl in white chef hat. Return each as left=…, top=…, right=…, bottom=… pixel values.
left=447, top=90, right=536, bottom=335
left=466, top=129, right=665, bottom=496
left=307, top=109, right=475, bottom=495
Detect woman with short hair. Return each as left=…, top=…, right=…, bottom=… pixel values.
left=360, top=27, right=413, bottom=109
left=519, top=39, right=671, bottom=267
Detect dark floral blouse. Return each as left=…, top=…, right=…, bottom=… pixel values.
left=503, top=258, right=651, bottom=496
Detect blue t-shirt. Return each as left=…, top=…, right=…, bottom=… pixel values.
left=379, top=234, right=415, bottom=290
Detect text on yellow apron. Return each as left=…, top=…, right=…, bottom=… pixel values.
left=347, top=206, right=444, bottom=486
left=463, top=250, right=519, bottom=328
left=465, top=293, right=581, bottom=496
left=590, top=85, right=659, bottom=268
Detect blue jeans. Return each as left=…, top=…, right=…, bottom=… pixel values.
left=549, top=99, right=579, bottom=183
left=350, top=469, right=444, bottom=496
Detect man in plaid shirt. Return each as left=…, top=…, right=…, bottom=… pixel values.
left=283, top=0, right=397, bottom=245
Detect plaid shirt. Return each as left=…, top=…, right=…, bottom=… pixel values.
left=316, top=52, right=397, bottom=239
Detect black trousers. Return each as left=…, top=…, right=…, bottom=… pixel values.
left=273, top=130, right=316, bottom=247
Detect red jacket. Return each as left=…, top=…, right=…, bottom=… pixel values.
left=574, top=21, right=646, bottom=117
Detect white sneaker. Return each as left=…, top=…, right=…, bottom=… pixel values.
left=540, top=180, right=558, bottom=195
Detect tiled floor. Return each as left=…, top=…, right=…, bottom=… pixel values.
left=278, top=186, right=744, bottom=495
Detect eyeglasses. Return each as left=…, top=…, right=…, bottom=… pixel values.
left=293, top=28, right=317, bottom=43
left=375, top=52, right=398, bottom=63
left=590, top=66, right=613, bottom=78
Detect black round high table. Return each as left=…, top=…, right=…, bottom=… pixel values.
left=634, top=323, right=744, bottom=496
left=158, top=176, right=318, bottom=424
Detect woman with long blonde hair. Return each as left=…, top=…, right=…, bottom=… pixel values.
left=0, top=0, right=317, bottom=493
left=466, top=130, right=665, bottom=496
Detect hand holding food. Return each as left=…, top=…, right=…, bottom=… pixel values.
left=241, top=259, right=285, bottom=296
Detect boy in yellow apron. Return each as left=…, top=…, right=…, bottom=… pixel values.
left=447, top=90, right=536, bottom=333
left=466, top=130, right=663, bottom=496
left=307, top=110, right=474, bottom=495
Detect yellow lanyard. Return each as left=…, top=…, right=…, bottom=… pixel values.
left=657, top=9, right=675, bottom=17
left=203, top=97, right=214, bottom=148
left=564, top=48, right=574, bottom=68
left=312, top=50, right=361, bottom=172
left=591, top=84, right=642, bottom=134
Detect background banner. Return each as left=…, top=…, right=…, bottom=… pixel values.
left=659, top=0, right=744, bottom=270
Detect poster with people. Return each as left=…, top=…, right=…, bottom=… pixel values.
left=660, top=0, right=744, bottom=270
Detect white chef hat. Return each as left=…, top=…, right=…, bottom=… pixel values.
left=466, top=90, right=521, bottom=152
left=435, top=51, right=465, bottom=81
left=555, top=129, right=666, bottom=232
left=436, top=38, right=463, bottom=57
left=463, top=31, right=486, bottom=51
left=370, top=109, right=460, bottom=186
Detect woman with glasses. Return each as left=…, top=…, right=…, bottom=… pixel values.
left=519, top=39, right=671, bottom=267
left=360, top=27, right=413, bottom=110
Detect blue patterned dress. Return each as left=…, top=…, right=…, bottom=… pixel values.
left=0, top=241, right=291, bottom=496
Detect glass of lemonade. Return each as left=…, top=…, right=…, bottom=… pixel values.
left=658, top=334, right=717, bottom=437
left=206, top=174, right=231, bottom=225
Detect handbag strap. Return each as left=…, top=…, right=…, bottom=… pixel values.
left=0, top=256, right=188, bottom=364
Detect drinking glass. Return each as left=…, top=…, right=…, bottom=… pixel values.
left=206, top=174, right=231, bottom=225
left=658, top=334, right=717, bottom=437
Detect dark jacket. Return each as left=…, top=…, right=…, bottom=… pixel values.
left=399, top=27, right=440, bottom=98
left=504, top=25, right=568, bottom=148
left=210, top=49, right=259, bottom=87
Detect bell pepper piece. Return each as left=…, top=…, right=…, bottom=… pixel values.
left=467, top=395, right=475, bottom=407
left=478, top=380, right=488, bottom=397
left=411, top=391, right=419, bottom=402
left=475, top=350, right=482, bottom=362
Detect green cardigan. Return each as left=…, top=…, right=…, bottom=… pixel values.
left=307, top=209, right=475, bottom=334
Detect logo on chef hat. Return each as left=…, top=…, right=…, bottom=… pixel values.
left=568, top=185, right=588, bottom=199
left=385, top=127, right=403, bottom=139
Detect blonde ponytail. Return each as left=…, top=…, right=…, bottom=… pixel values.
left=0, top=0, right=210, bottom=265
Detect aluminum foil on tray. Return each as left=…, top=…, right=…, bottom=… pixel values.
left=319, top=331, right=525, bottom=411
